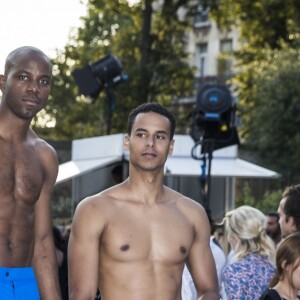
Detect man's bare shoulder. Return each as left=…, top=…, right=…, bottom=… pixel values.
left=28, top=129, right=58, bottom=161
left=32, top=135, right=58, bottom=181
left=164, top=186, right=208, bottom=225
left=75, top=183, right=127, bottom=215
left=72, top=184, right=128, bottom=236
left=165, top=186, right=205, bottom=210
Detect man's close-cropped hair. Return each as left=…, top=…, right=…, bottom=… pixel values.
left=282, top=184, right=300, bottom=231
left=267, top=212, right=279, bottom=222
left=127, top=102, right=176, bottom=139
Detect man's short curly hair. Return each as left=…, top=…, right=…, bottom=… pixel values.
left=127, top=102, right=176, bottom=139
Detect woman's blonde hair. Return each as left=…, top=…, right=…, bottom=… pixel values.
left=223, top=205, right=275, bottom=261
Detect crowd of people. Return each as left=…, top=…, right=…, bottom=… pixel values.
left=0, top=46, right=299, bottom=299
left=181, top=184, right=300, bottom=300
left=221, top=206, right=276, bottom=299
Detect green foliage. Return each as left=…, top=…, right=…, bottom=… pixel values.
left=206, top=0, right=300, bottom=184
left=235, top=182, right=282, bottom=214
left=235, top=183, right=256, bottom=207
left=209, top=0, right=300, bottom=49
left=234, top=45, right=300, bottom=182
left=33, top=0, right=198, bottom=140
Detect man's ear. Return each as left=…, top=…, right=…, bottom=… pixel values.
left=168, top=139, right=175, bottom=155
left=287, top=216, right=297, bottom=232
left=0, top=75, right=6, bottom=92
left=124, top=134, right=130, bottom=151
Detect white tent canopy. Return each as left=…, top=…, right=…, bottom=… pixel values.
left=57, top=157, right=122, bottom=183
left=164, top=134, right=279, bottom=178
left=56, top=134, right=279, bottom=185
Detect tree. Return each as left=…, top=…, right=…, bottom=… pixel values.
left=33, top=0, right=199, bottom=140
left=241, top=45, right=300, bottom=183
left=235, top=182, right=282, bottom=214
left=207, top=0, right=300, bottom=50
left=205, top=0, right=300, bottom=184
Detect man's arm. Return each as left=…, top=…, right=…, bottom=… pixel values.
left=32, top=144, right=62, bottom=300
left=187, top=204, right=219, bottom=300
left=68, top=196, right=101, bottom=300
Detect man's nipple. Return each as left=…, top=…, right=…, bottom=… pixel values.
left=120, top=244, right=130, bottom=251
left=180, top=246, right=187, bottom=254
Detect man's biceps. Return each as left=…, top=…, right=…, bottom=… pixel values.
left=74, top=214, right=104, bottom=237
left=72, top=224, right=100, bottom=246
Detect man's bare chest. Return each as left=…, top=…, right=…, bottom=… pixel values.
left=0, top=143, right=44, bottom=202
left=101, top=208, right=194, bottom=264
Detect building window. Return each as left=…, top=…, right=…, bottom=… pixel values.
left=196, top=43, right=208, bottom=77
left=194, top=9, right=209, bottom=24
left=220, top=39, right=233, bottom=53
left=218, top=39, right=234, bottom=75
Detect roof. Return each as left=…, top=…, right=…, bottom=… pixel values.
left=57, top=156, right=122, bottom=183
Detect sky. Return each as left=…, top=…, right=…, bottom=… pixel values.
left=0, top=0, right=87, bottom=72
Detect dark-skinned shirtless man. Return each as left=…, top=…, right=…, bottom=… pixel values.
left=0, top=46, right=61, bottom=299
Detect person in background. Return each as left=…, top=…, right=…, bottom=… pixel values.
left=182, top=214, right=226, bottom=299
left=181, top=235, right=225, bottom=299
left=68, top=102, right=219, bottom=300
left=278, top=184, right=300, bottom=239
left=62, top=223, right=72, bottom=245
left=53, top=226, right=69, bottom=300
left=221, top=205, right=276, bottom=300
left=260, top=232, right=300, bottom=300
left=209, top=232, right=226, bottom=288
left=208, top=214, right=227, bottom=286
left=111, top=164, right=124, bottom=184
left=0, top=46, right=61, bottom=299
left=277, top=184, right=300, bottom=299
left=266, top=212, right=282, bottom=247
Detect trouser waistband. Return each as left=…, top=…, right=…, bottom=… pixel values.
left=0, top=267, right=35, bottom=280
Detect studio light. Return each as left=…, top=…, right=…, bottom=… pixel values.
left=190, top=83, right=239, bottom=153
left=72, top=54, right=127, bottom=134
left=72, top=54, right=125, bottom=99
left=189, top=84, right=240, bottom=212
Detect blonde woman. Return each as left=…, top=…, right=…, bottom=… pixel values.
left=221, top=205, right=276, bottom=300
left=260, top=232, right=300, bottom=300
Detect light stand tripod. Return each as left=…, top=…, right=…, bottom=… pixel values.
left=191, top=138, right=216, bottom=212
left=104, top=87, right=116, bottom=135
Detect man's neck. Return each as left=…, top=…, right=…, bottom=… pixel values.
left=0, top=113, right=32, bottom=141
left=125, top=173, right=166, bottom=205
